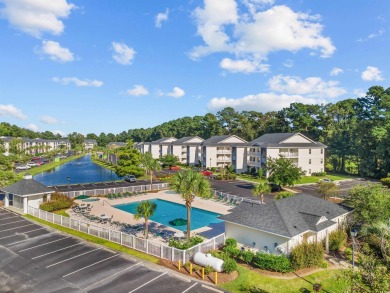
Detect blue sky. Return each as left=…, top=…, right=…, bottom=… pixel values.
left=0, top=0, right=388, bottom=136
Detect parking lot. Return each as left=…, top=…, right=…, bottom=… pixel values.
left=0, top=209, right=221, bottom=293
left=295, top=179, right=377, bottom=197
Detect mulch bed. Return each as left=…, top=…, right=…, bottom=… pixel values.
left=158, top=259, right=238, bottom=284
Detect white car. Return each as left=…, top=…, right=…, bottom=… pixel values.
left=15, top=165, right=31, bottom=170
left=26, top=162, right=38, bottom=167
left=319, top=178, right=340, bottom=185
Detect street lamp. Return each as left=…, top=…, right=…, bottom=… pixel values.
left=209, top=158, right=211, bottom=168
left=351, top=228, right=358, bottom=268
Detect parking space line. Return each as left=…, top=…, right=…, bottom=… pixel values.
left=0, top=219, right=27, bottom=226
left=24, top=227, right=46, bottom=233
left=46, top=248, right=101, bottom=268
left=182, top=282, right=198, bottom=293
left=128, top=272, right=167, bottom=293
left=32, top=243, right=82, bottom=259
left=5, top=233, right=54, bottom=246
left=82, top=261, right=144, bottom=290
left=62, top=254, right=118, bottom=278
left=1, top=223, right=36, bottom=232
left=19, top=237, right=71, bottom=252
left=0, top=216, right=20, bottom=221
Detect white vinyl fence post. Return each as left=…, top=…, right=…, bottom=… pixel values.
left=120, top=232, right=123, bottom=245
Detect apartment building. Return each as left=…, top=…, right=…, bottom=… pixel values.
left=0, top=136, right=71, bottom=156
left=247, top=133, right=326, bottom=175
left=84, top=139, right=97, bottom=151
left=170, top=136, right=204, bottom=165
left=138, top=137, right=178, bottom=158
left=201, top=135, right=248, bottom=173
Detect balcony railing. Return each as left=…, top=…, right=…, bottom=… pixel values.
left=279, top=152, right=298, bottom=157
left=247, top=161, right=262, bottom=167
left=217, top=157, right=231, bottom=162
left=216, top=150, right=231, bottom=154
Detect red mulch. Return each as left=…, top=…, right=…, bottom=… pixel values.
left=158, top=259, right=238, bottom=284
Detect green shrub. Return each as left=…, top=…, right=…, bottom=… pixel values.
left=344, top=247, right=353, bottom=261
left=216, top=175, right=223, bottom=180
left=168, top=236, right=204, bottom=249
left=328, top=229, right=347, bottom=251
left=211, top=167, right=217, bottom=172
left=210, top=250, right=230, bottom=261
left=222, top=258, right=237, bottom=273
left=320, top=261, right=328, bottom=268
left=380, top=177, right=390, bottom=188
left=204, top=265, right=214, bottom=274
left=225, top=238, right=237, bottom=247
left=240, top=250, right=255, bottom=264
left=252, top=252, right=292, bottom=273
left=275, top=191, right=294, bottom=200
left=223, top=245, right=241, bottom=258
left=312, top=172, right=327, bottom=176
left=289, top=242, right=325, bottom=270
left=39, top=192, right=73, bottom=212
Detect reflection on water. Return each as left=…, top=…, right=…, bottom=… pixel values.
left=33, top=154, right=122, bottom=186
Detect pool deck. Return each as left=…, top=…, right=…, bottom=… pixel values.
left=71, top=190, right=233, bottom=241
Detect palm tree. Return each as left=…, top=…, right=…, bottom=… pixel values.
left=141, top=152, right=162, bottom=186
left=133, top=200, right=157, bottom=239
left=170, top=169, right=211, bottom=242
left=252, top=182, right=271, bottom=204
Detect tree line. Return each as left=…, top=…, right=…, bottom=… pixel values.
left=1, top=86, right=389, bottom=177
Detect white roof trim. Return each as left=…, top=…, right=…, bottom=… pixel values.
left=280, top=133, right=315, bottom=144
left=224, top=219, right=291, bottom=239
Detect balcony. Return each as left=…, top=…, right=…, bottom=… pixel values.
left=247, top=161, right=262, bottom=167
left=248, top=151, right=260, bottom=156
left=216, top=149, right=231, bottom=154
left=279, top=152, right=298, bottom=158
left=217, top=157, right=231, bottom=162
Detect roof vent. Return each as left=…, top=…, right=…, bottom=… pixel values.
left=23, top=173, right=33, bottom=180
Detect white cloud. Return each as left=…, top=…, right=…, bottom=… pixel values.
left=330, top=67, right=343, bottom=76
left=353, top=88, right=366, bottom=97
left=161, top=86, right=185, bottom=98
left=53, top=130, right=66, bottom=137
left=126, top=85, right=149, bottom=96
left=52, top=77, right=103, bottom=87
left=268, top=75, right=346, bottom=98
left=208, top=92, right=322, bottom=112
left=361, top=66, right=384, bottom=81
left=191, top=3, right=335, bottom=70
left=357, top=29, right=385, bottom=42
left=283, top=59, right=294, bottom=68
left=220, top=58, right=269, bottom=73
left=40, top=115, right=59, bottom=124
left=112, top=42, right=136, bottom=65
left=0, top=104, right=27, bottom=119
left=26, top=123, right=38, bottom=131
left=155, top=9, right=169, bottom=28
left=0, top=0, right=76, bottom=38
left=41, top=40, right=74, bottom=62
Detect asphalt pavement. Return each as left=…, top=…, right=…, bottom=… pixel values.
left=0, top=208, right=224, bottom=293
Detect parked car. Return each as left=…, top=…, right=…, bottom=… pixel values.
left=319, top=178, right=340, bottom=185
left=15, top=165, right=31, bottom=170
left=200, top=170, right=213, bottom=176
left=26, top=162, right=38, bottom=167
left=169, top=165, right=180, bottom=170
left=32, top=157, right=41, bottom=161
left=35, top=161, right=44, bottom=166
left=124, top=175, right=137, bottom=183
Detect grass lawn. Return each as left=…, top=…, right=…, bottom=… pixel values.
left=220, top=265, right=349, bottom=293
left=53, top=209, right=70, bottom=217
left=296, top=174, right=358, bottom=184
left=20, top=153, right=85, bottom=176
left=91, top=156, right=116, bottom=172
left=24, top=214, right=159, bottom=264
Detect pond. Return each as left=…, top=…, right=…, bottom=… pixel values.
left=33, top=154, right=122, bottom=186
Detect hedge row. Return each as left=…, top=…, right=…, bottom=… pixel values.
left=39, top=193, right=73, bottom=212
left=380, top=177, right=390, bottom=188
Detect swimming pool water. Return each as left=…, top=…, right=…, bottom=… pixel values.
left=114, top=199, right=223, bottom=231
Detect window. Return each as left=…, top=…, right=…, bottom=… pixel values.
left=309, top=169, right=311, bottom=174
left=321, top=159, right=323, bottom=164
left=309, top=149, right=312, bottom=154
left=309, top=159, right=312, bottom=164
left=321, top=149, right=323, bottom=154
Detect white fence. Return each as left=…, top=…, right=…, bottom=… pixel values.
left=212, top=189, right=261, bottom=205
left=60, top=183, right=169, bottom=198
left=28, top=206, right=225, bottom=263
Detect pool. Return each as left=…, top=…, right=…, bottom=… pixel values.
left=114, top=199, right=223, bottom=231
left=82, top=198, right=100, bottom=202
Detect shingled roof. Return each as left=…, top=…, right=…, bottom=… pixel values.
left=171, top=136, right=204, bottom=145
left=219, top=194, right=351, bottom=238
left=1, top=175, right=53, bottom=196
left=249, top=133, right=326, bottom=148
left=202, top=135, right=248, bottom=146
